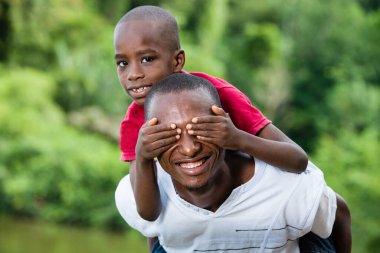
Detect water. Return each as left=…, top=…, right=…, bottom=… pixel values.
left=0, top=216, right=148, bottom=253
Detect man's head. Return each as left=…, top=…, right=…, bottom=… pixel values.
left=114, top=6, right=185, bottom=106
left=145, top=73, right=224, bottom=192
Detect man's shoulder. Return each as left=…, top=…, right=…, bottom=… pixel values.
left=115, top=174, right=132, bottom=207
left=256, top=159, right=326, bottom=198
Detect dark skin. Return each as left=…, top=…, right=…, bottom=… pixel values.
left=332, top=194, right=352, bottom=253
left=137, top=91, right=257, bottom=220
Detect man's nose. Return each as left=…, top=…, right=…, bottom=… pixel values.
left=127, top=64, right=144, bottom=81
left=178, top=132, right=201, bottom=157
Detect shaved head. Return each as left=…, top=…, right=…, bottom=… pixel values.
left=117, top=5, right=180, bottom=51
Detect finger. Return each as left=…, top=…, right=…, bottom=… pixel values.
left=147, top=136, right=179, bottom=154
left=187, top=122, right=223, bottom=132
left=188, top=129, right=220, bottom=138
left=211, top=105, right=227, bottom=117
left=143, top=122, right=177, bottom=135
left=149, top=143, right=175, bottom=157
left=195, top=135, right=219, bottom=145
left=143, top=128, right=180, bottom=142
left=147, top=117, right=158, bottom=126
left=190, top=115, right=224, bottom=124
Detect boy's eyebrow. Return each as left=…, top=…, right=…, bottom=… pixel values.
left=114, top=53, right=125, bottom=60
left=114, top=49, right=159, bottom=60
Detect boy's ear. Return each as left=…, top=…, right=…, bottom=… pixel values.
left=173, top=50, right=185, bottom=72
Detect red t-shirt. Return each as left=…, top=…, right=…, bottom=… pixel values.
left=119, top=72, right=271, bottom=161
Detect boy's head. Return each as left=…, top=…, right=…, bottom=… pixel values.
left=144, top=73, right=224, bottom=192
left=114, top=6, right=185, bottom=106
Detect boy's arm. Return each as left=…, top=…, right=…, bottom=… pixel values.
left=130, top=118, right=180, bottom=221
left=256, top=123, right=308, bottom=172
left=188, top=106, right=308, bottom=173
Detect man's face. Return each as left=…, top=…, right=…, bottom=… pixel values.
left=150, top=90, right=224, bottom=192
left=114, top=20, right=181, bottom=106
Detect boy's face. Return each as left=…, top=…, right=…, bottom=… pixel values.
left=148, top=89, right=225, bottom=192
left=114, top=20, right=184, bottom=106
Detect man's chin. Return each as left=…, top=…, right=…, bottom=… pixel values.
left=185, top=181, right=209, bottom=193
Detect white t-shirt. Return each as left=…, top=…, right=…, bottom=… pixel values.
left=115, top=159, right=337, bottom=253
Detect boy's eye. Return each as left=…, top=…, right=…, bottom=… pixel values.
left=142, top=57, right=154, bottom=63
left=117, top=61, right=128, bottom=67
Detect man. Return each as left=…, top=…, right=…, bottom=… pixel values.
left=115, top=73, right=351, bottom=253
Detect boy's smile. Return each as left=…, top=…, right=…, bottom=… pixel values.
left=114, top=20, right=184, bottom=106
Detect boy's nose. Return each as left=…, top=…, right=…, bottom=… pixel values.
left=178, top=132, right=201, bottom=157
left=127, top=65, right=144, bottom=81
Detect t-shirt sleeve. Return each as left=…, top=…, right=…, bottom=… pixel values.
left=119, top=103, right=145, bottom=161
left=218, top=86, right=271, bottom=135
left=115, top=175, right=159, bottom=237
left=310, top=186, right=337, bottom=238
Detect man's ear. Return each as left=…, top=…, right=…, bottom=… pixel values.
left=173, top=49, right=185, bottom=72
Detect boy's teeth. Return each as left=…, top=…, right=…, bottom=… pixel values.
left=133, top=86, right=147, bottom=93
left=180, top=160, right=204, bottom=169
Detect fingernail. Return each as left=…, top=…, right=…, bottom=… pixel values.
left=177, top=128, right=181, bottom=134
left=176, top=135, right=180, bottom=139
left=188, top=130, right=194, bottom=135
left=170, top=123, right=176, bottom=129
left=192, top=118, right=198, bottom=123
left=186, top=124, right=192, bottom=129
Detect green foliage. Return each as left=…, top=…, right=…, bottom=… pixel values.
left=0, top=0, right=380, bottom=251
left=313, top=128, right=380, bottom=252
left=311, top=66, right=380, bottom=251
left=5, top=0, right=128, bottom=115
left=0, top=68, right=127, bottom=229
left=281, top=0, right=378, bottom=151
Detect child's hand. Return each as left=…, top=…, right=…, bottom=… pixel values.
left=187, top=105, right=242, bottom=150
left=136, top=118, right=181, bottom=163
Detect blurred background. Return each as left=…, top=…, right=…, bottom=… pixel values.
left=0, top=0, right=379, bottom=252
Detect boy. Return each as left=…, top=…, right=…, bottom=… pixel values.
left=114, top=5, right=318, bottom=252
left=114, top=5, right=308, bottom=178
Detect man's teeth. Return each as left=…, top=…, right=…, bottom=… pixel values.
left=180, top=160, right=204, bottom=169
left=133, top=86, right=148, bottom=93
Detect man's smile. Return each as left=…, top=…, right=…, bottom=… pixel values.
left=179, top=160, right=204, bottom=169
left=174, top=155, right=211, bottom=176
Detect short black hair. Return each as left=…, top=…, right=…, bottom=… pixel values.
left=117, top=5, right=180, bottom=51
left=144, top=73, right=221, bottom=119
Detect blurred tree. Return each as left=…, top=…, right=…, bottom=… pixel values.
left=5, top=0, right=128, bottom=116
left=0, top=1, right=379, bottom=251
left=0, top=67, right=126, bottom=229
left=176, top=0, right=228, bottom=78
left=0, top=0, right=11, bottom=61
left=358, top=0, right=380, bottom=12
left=279, top=0, right=379, bottom=151
left=313, top=128, right=380, bottom=252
